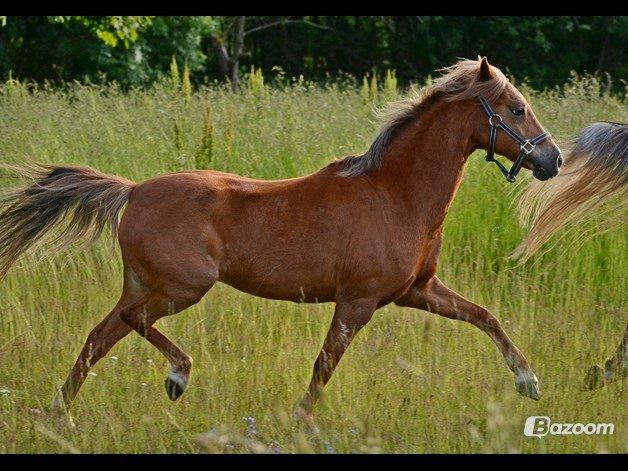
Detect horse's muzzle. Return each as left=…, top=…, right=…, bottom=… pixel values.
left=532, top=150, right=563, bottom=181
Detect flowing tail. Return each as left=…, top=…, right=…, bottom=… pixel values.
left=0, top=163, right=135, bottom=277
left=512, top=122, right=628, bottom=261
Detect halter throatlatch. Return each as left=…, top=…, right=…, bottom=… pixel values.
left=479, top=96, right=551, bottom=183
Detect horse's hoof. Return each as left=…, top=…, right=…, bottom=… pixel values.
left=164, top=372, right=187, bottom=401
left=516, top=371, right=540, bottom=400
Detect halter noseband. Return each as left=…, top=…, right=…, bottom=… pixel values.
left=479, top=96, right=551, bottom=183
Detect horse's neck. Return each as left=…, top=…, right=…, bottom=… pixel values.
left=375, top=100, right=476, bottom=232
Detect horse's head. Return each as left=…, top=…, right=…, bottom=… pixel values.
left=471, top=57, right=563, bottom=181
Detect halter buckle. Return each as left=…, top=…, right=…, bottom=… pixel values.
left=520, top=140, right=535, bottom=154
left=488, top=114, right=503, bottom=127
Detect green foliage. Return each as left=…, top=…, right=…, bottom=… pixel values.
left=0, top=16, right=626, bottom=91
left=359, top=69, right=398, bottom=105
left=360, top=75, right=370, bottom=104
left=171, top=114, right=185, bottom=171
left=57, top=16, right=154, bottom=48
left=369, top=74, right=379, bottom=104
left=182, top=61, right=192, bottom=105
left=247, top=65, right=268, bottom=99
left=0, top=75, right=625, bottom=453
left=0, top=16, right=213, bottom=86
left=26, top=16, right=153, bottom=51
left=383, top=69, right=398, bottom=101
left=195, top=101, right=214, bottom=169
left=245, top=16, right=628, bottom=92
left=170, top=55, right=180, bottom=91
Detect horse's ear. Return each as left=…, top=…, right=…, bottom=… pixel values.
left=479, top=56, right=494, bottom=81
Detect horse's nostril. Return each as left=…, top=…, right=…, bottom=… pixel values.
left=556, top=155, right=563, bottom=169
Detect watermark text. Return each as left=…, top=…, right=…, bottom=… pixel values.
left=524, top=416, right=614, bottom=438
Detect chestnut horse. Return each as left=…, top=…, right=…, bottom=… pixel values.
left=0, top=58, right=563, bottom=422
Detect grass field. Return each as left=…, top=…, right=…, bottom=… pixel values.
left=0, top=72, right=626, bottom=453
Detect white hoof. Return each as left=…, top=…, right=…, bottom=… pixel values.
left=516, top=371, right=540, bottom=400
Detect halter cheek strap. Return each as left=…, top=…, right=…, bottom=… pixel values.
left=479, top=96, right=551, bottom=182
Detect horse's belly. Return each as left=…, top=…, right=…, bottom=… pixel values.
left=218, top=270, right=337, bottom=303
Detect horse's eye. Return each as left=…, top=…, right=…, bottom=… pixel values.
left=512, top=107, right=525, bottom=116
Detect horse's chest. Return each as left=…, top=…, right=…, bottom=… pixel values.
left=385, top=229, right=442, bottom=283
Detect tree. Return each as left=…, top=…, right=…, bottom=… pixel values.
left=209, top=16, right=245, bottom=91
left=208, top=16, right=332, bottom=91
left=0, top=16, right=625, bottom=91
left=0, top=16, right=152, bottom=83
left=0, top=16, right=211, bottom=86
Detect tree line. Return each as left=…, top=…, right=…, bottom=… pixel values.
left=0, top=16, right=625, bottom=91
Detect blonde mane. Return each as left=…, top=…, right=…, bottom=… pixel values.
left=338, top=59, right=510, bottom=177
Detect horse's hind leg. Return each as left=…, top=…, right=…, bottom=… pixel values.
left=53, top=270, right=154, bottom=412
left=118, top=291, right=208, bottom=401
left=53, top=304, right=133, bottom=412
left=584, top=324, right=627, bottom=390
left=53, top=260, right=215, bottom=410
left=395, top=275, right=540, bottom=400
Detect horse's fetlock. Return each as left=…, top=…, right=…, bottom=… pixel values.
left=180, top=355, right=193, bottom=372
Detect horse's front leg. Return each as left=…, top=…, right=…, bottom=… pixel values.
left=395, top=275, right=540, bottom=400
left=295, top=298, right=377, bottom=427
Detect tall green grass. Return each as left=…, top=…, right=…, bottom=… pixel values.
left=0, top=71, right=626, bottom=453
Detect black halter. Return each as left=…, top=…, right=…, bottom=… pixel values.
left=479, top=96, right=551, bottom=183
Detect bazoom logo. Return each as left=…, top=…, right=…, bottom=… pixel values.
left=524, top=416, right=614, bottom=438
